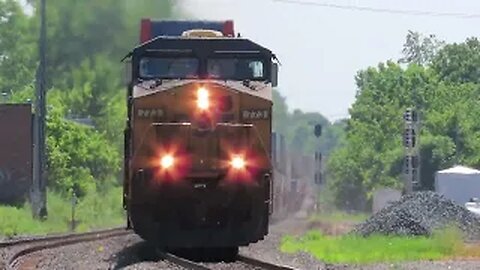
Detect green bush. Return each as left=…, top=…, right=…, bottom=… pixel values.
left=0, top=188, right=124, bottom=238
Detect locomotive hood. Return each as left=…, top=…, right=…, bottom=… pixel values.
left=133, top=79, right=272, bottom=101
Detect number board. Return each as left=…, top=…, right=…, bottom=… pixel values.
left=136, top=108, right=165, bottom=119
left=241, top=109, right=270, bottom=120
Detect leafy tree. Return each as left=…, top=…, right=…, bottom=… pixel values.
left=22, top=0, right=174, bottom=90
left=272, top=89, right=343, bottom=156
left=322, top=120, right=347, bottom=154
left=36, top=0, right=174, bottom=150
left=328, top=34, right=480, bottom=211
left=431, top=38, right=480, bottom=84
left=1, top=0, right=176, bottom=199
left=272, top=89, right=290, bottom=136
left=0, top=0, right=36, bottom=94
left=9, top=87, right=120, bottom=197
left=399, top=30, right=445, bottom=65
left=46, top=105, right=120, bottom=196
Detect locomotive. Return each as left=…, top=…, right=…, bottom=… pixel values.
left=122, top=19, right=278, bottom=258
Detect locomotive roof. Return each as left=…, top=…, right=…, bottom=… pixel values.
left=130, top=36, right=274, bottom=58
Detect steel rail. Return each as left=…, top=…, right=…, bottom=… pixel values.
left=3, top=230, right=300, bottom=270
left=157, top=250, right=300, bottom=270
left=0, top=227, right=127, bottom=248
left=156, top=250, right=212, bottom=270
left=5, top=227, right=131, bottom=270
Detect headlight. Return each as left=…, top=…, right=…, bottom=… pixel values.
left=230, top=156, right=246, bottom=170
left=196, top=87, right=209, bottom=110
left=160, top=154, right=175, bottom=169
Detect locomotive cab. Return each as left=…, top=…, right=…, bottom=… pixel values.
left=123, top=21, right=277, bottom=258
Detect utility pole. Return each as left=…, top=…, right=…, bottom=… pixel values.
left=403, top=108, right=420, bottom=194
left=313, top=123, right=322, bottom=186
left=32, top=0, right=47, bottom=219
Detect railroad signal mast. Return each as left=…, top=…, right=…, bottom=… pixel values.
left=403, top=108, right=420, bottom=193
left=313, top=124, right=323, bottom=185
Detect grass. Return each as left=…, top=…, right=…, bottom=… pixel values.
left=280, top=227, right=469, bottom=264
left=0, top=187, right=125, bottom=238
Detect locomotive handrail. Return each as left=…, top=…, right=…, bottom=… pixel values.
left=216, top=123, right=254, bottom=128
left=151, top=122, right=191, bottom=126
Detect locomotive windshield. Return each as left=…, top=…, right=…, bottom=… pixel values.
left=207, top=58, right=265, bottom=80
left=139, top=57, right=199, bottom=79
left=137, top=56, right=266, bottom=81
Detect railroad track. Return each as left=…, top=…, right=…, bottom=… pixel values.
left=236, top=255, right=298, bottom=270
left=157, top=250, right=299, bottom=270
left=3, top=227, right=131, bottom=270
left=2, top=229, right=298, bottom=270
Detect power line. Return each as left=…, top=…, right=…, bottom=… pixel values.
left=273, top=0, right=480, bottom=19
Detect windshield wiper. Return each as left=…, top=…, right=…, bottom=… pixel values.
left=136, top=78, right=163, bottom=89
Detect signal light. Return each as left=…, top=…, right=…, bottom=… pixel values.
left=230, top=156, right=246, bottom=170
left=403, top=108, right=418, bottom=123
left=405, top=155, right=419, bottom=169
left=403, top=128, right=416, bottom=148
left=160, top=155, right=175, bottom=169
left=197, top=87, right=209, bottom=110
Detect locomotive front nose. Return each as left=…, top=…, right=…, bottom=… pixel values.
left=133, top=83, right=269, bottom=185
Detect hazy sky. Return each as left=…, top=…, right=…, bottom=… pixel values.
left=178, top=0, right=480, bottom=121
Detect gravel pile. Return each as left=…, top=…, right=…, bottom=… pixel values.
left=353, top=191, right=480, bottom=239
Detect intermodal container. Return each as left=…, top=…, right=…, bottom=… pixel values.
left=140, top=19, right=235, bottom=43
left=0, top=104, right=32, bottom=205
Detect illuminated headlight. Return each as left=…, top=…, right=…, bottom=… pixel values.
left=230, top=156, right=246, bottom=170
left=197, top=87, right=209, bottom=110
left=160, top=155, right=175, bottom=169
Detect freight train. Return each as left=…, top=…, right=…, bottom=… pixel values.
left=122, top=19, right=280, bottom=259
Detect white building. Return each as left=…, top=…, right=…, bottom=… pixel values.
left=435, top=165, right=480, bottom=205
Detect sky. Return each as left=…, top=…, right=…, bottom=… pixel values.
left=177, top=0, right=480, bottom=121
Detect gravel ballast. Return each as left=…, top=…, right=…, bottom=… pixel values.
left=4, top=190, right=480, bottom=269
left=241, top=217, right=326, bottom=270
left=2, top=218, right=480, bottom=269
left=353, top=191, right=480, bottom=239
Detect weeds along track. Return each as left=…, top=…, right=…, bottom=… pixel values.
left=3, top=227, right=131, bottom=270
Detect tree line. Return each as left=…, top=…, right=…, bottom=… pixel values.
left=2, top=0, right=340, bottom=199
left=327, top=31, right=480, bottom=211
left=272, top=89, right=346, bottom=157
left=1, top=0, right=174, bottom=198
left=5, top=0, right=474, bottom=213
